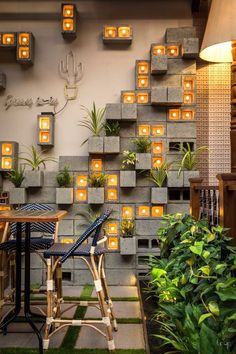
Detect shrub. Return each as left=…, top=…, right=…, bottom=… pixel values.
left=7, top=167, right=25, bottom=187
left=56, top=166, right=72, bottom=187
left=104, top=121, right=120, bottom=136
left=88, top=172, right=106, bottom=187
left=132, top=137, right=152, bottom=153
left=121, top=219, right=135, bottom=237
left=121, top=150, right=138, bottom=169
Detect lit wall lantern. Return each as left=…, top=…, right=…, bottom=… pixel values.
left=152, top=45, right=165, bottom=56
left=136, top=92, right=149, bottom=104
left=137, top=61, right=149, bottom=74
left=138, top=125, right=150, bottom=136
left=152, top=156, right=163, bottom=168
left=182, top=110, right=194, bottom=120
left=107, top=188, right=118, bottom=201
left=37, top=113, right=54, bottom=147
left=183, top=93, right=194, bottom=104
left=118, top=26, right=132, bottom=38
left=108, top=237, right=119, bottom=251
left=137, top=76, right=149, bottom=89
left=152, top=142, right=163, bottom=155
left=17, top=32, right=34, bottom=65
left=152, top=125, right=164, bottom=136
left=76, top=189, right=87, bottom=202
left=167, top=45, right=179, bottom=56
left=122, top=206, right=133, bottom=219
left=152, top=206, right=164, bottom=217
left=104, top=26, right=117, bottom=38
left=107, top=223, right=118, bottom=235
left=0, top=141, right=18, bottom=172
left=103, top=25, right=132, bottom=44
left=169, top=109, right=180, bottom=120
left=122, top=91, right=136, bottom=104
left=0, top=33, right=16, bottom=46
left=107, top=174, right=118, bottom=186
left=61, top=3, right=78, bottom=40
left=91, top=159, right=103, bottom=172
left=183, top=77, right=195, bottom=91
left=77, top=175, right=87, bottom=187
left=138, top=206, right=150, bottom=217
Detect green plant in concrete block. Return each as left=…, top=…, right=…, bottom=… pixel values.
left=104, top=121, right=120, bottom=136
left=121, top=219, right=135, bottom=237
left=149, top=162, right=172, bottom=187
left=121, top=150, right=138, bottom=169
left=78, top=101, right=105, bottom=145
left=7, top=167, right=25, bottom=187
left=88, top=172, right=107, bottom=187
left=20, top=145, right=56, bottom=170
left=178, top=143, right=208, bottom=174
left=132, top=137, right=152, bottom=153
left=56, top=166, right=72, bottom=187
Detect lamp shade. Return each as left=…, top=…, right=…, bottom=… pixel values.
left=200, top=0, right=236, bottom=62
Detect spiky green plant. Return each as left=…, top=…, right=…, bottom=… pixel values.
left=132, top=137, right=152, bottom=153
left=20, top=146, right=56, bottom=171
left=104, top=121, right=120, bottom=136
left=88, top=172, right=107, bottom=187
left=56, top=166, right=72, bottom=188
left=178, top=143, right=208, bottom=174
left=149, top=162, right=172, bottom=187
left=78, top=102, right=105, bottom=145
left=121, top=150, right=138, bottom=169
left=7, top=167, right=25, bottom=187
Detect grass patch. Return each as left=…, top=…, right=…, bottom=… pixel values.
left=0, top=349, right=146, bottom=354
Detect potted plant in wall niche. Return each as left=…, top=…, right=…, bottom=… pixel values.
left=104, top=121, right=120, bottom=154
left=133, top=137, right=152, bottom=170
left=7, top=167, right=26, bottom=204
left=56, top=166, right=73, bottom=204
left=120, top=150, right=137, bottom=188
left=78, top=102, right=105, bottom=154
left=120, top=219, right=136, bottom=255
left=21, top=146, right=56, bottom=188
left=87, top=172, right=106, bottom=204
left=150, top=162, right=172, bottom=204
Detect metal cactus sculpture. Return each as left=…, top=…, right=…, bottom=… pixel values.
left=59, top=50, right=83, bottom=100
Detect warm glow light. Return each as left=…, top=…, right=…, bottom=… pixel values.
left=152, top=206, right=164, bottom=217
left=63, top=19, right=74, bottom=31
left=183, top=79, right=194, bottom=90
left=39, top=117, right=50, bottom=130
left=169, top=109, right=180, bottom=120
left=118, top=26, right=131, bottom=38
left=122, top=206, right=133, bottom=219
left=152, top=142, right=163, bottom=155
left=2, top=144, right=12, bottom=156
left=108, top=237, right=119, bottom=250
left=183, top=93, right=194, bottom=104
left=200, top=41, right=232, bottom=63
left=122, top=92, right=136, bottom=104
left=77, top=175, right=87, bottom=187
left=138, top=62, right=149, bottom=74
left=152, top=125, right=164, bottom=136
left=138, top=206, right=150, bottom=217
left=167, top=45, right=179, bottom=56
left=153, top=157, right=163, bottom=168
left=138, top=76, right=149, bottom=88
left=107, top=223, right=118, bottom=235
left=61, top=238, right=74, bottom=244
left=19, top=47, right=29, bottom=59
left=19, top=33, right=30, bottom=45
left=104, top=26, right=117, bottom=38
left=39, top=131, right=50, bottom=143
left=63, top=5, right=74, bottom=18
left=2, top=34, right=15, bottom=45
left=137, top=92, right=149, bottom=104
left=1, top=157, right=12, bottom=170
left=76, top=189, right=87, bottom=202
left=107, top=175, right=118, bottom=186
left=182, top=110, right=194, bottom=120
left=91, top=159, right=103, bottom=171
left=152, top=45, right=165, bottom=56
left=138, top=125, right=150, bottom=136
left=107, top=189, right=118, bottom=201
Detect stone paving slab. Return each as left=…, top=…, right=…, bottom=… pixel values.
left=85, top=301, right=141, bottom=319
left=91, top=286, right=138, bottom=298
left=75, top=323, right=145, bottom=349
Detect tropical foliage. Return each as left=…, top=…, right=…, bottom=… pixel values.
left=7, top=167, right=25, bottom=187
left=121, top=219, right=135, bottom=237
left=121, top=150, right=138, bottom=169
left=88, top=172, right=107, bottom=187
left=104, top=121, right=120, bottom=136
left=149, top=162, right=172, bottom=187
left=132, top=137, right=152, bottom=153
left=178, top=143, right=208, bottom=173
left=20, top=146, right=56, bottom=170
left=56, top=166, right=72, bottom=188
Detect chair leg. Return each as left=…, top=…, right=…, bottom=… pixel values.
left=54, top=258, right=62, bottom=319
left=90, top=255, right=115, bottom=352
left=9, top=254, right=16, bottom=302
left=0, top=250, right=4, bottom=320
left=43, top=258, right=53, bottom=350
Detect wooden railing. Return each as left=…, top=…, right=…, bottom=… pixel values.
left=190, top=174, right=236, bottom=244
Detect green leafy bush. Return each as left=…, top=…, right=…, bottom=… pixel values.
left=121, top=219, right=135, bottom=237
left=56, top=166, right=72, bottom=187
left=88, top=172, right=106, bottom=187
left=149, top=162, right=172, bottom=187
left=7, top=167, right=25, bottom=187
left=104, top=121, right=120, bottom=136
left=132, top=137, right=152, bottom=153
left=121, top=150, right=138, bottom=169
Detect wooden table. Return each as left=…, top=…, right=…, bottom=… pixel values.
left=0, top=209, right=67, bottom=354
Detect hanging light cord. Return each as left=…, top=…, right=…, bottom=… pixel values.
left=53, top=99, right=69, bottom=116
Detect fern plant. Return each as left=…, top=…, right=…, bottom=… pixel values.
left=20, top=146, right=56, bottom=171
left=132, top=137, right=152, bottom=153
left=121, top=150, right=138, bottom=169
left=178, top=143, right=208, bottom=173
left=7, top=168, right=25, bottom=187
left=56, top=166, right=72, bottom=188
left=78, top=102, right=105, bottom=145
left=88, top=172, right=107, bottom=187
left=149, top=162, right=172, bottom=187
left=104, top=121, right=120, bottom=136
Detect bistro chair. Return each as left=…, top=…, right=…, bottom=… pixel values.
left=43, top=210, right=117, bottom=352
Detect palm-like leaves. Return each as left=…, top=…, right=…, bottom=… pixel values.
left=132, top=137, right=152, bottom=153
left=20, top=146, right=57, bottom=171
left=178, top=143, right=208, bottom=174
left=7, top=167, right=25, bottom=187
left=149, top=162, right=172, bottom=187
left=78, top=102, right=105, bottom=145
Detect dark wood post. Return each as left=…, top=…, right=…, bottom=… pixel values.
left=189, top=177, right=203, bottom=220
left=217, top=173, right=236, bottom=244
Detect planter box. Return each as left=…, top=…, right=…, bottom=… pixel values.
left=183, top=170, right=200, bottom=187
left=25, top=170, right=43, bottom=188
left=120, top=237, right=136, bottom=255
left=9, top=188, right=26, bottom=204
left=167, top=171, right=184, bottom=188
left=88, top=187, right=104, bottom=204
left=135, top=153, right=151, bottom=170
left=104, top=136, right=120, bottom=154
left=120, top=171, right=136, bottom=188
left=151, top=187, right=168, bottom=204
left=88, top=137, right=104, bottom=154
left=56, top=188, right=74, bottom=204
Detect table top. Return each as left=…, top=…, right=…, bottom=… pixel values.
left=0, top=209, right=67, bottom=222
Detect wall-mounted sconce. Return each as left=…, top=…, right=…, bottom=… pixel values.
left=76, top=189, right=87, bottom=202
left=152, top=157, right=163, bottom=168
left=61, top=3, right=78, bottom=40
left=0, top=32, right=16, bottom=47
left=121, top=91, right=136, bottom=104
left=137, top=76, right=149, bottom=89
left=183, top=77, right=195, bottom=90
left=152, top=125, right=164, bottom=136
left=169, top=109, right=181, bottom=120
left=37, top=112, right=55, bottom=147
left=107, top=174, right=118, bottom=186
left=151, top=206, right=164, bottom=217
left=103, top=25, right=132, bottom=44
left=138, top=125, right=150, bottom=136
left=91, top=159, right=103, bottom=172
left=107, top=237, right=119, bottom=251
left=122, top=206, right=133, bottom=219
left=183, top=92, right=194, bottom=104
left=138, top=206, right=150, bottom=217
left=136, top=92, right=150, bottom=104
left=152, top=142, right=163, bottom=155
left=136, top=60, right=150, bottom=90
left=152, top=45, right=165, bottom=56
left=167, top=45, right=179, bottom=57
left=77, top=175, right=87, bottom=187
left=107, top=223, right=118, bottom=235
left=107, top=188, right=118, bottom=201
left=17, top=32, right=34, bottom=65
left=182, top=109, right=194, bottom=120
left=137, top=61, right=149, bottom=74
left=0, top=141, right=18, bottom=172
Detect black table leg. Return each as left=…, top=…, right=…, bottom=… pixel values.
left=24, top=222, right=43, bottom=354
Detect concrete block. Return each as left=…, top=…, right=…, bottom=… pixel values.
left=151, top=74, right=182, bottom=88
left=58, top=219, right=74, bottom=236
left=104, top=136, right=120, bottom=154
left=43, top=171, right=59, bottom=187
left=74, top=269, right=93, bottom=285
left=88, top=187, right=104, bottom=204
left=135, top=153, right=151, bottom=170
left=183, top=170, right=200, bottom=187
left=168, top=87, right=183, bottom=105
left=120, top=237, right=136, bottom=255
left=74, top=220, right=91, bottom=236
left=120, top=122, right=136, bottom=138
left=167, top=171, right=184, bottom=187
left=151, top=87, right=168, bottom=105
left=120, top=170, right=136, bottom=188
left=151, top=187, right=168, bottom=204
left=26, top=269, right=43, bottom=286
left=104, top=155, right=123, bottom=171
left=25, top=170, right=43, bottom=188
left=151, top=56, right=168, bottom=74
left=167, top=59, right=196, bottom=75
left=59, top=156, right=89, bottom=172
left=88, top=137, right=104, bottom=154
left=122, top=104, right=137, bottom=121
left=167, top=202, right=190, bottom=215
left=105, top=253, right=136, bottom=268
left=0, top=73, right=6, bottom=90
left=137, top=105, right=167, bottom=122
left=165, top=27, right=197, bottom=43
left=136, top=220, right=162, bottom=236
left=74, top=258, right=89, bottom=270
left=56, top=188, right=74, bottom=204
left=167, top=122, right=196, bottom=138
left=120, top=187, right=150, bottom=203
left=166, top=153, right=182, bottom=169
left=9, top=188, right=26, bottom=204
left=105, top=269, right=137, bottom=285
left=182, top=38, right=199, bottom=58
left=120, top=138, right=135, bottom=152
left=27, top=187, right=56, bottom=203
left=105, top=103, right=122, bottom=120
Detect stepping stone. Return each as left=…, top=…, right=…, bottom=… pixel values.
left=91, top=285, right=138, bottom=298
left=84, top=301, right=141, bottom=319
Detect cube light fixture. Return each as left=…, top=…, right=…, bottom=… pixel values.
left=152, top=142, right=163, bottom=155
left=107, top=174, right=118, bottom=186
left=107, top=223, right=118, bottom=235
left=77, top=175, right=87, bottom=187
left=152, top=125, right=165, bottom=136
left=107, top=237, right=119, bottom=251
left=136, top=91, right=150, bottom=104
left=122, top=206, right=133, bottom=219
left=61, top=3, right=78, bottom=40
left=152, top=206, right=164, bottom=217
left=152, top=45, right=165, bottom=56
left=182, top=109, right=194, bottom=120
left=76, top=189, right=87, bottom=202
left=138, top=206, right=150, bottom=217
left=137, top=76, right=149, bottom=89
left=122, top=91, right=136, bottom=104
left=183, top=92, right=194, bottom=104
left=152, top=156, right=163, bottom=168
left=91, top=159, right=103, bottom=172
left=103, top=25, right=132, bottom=44
left=17, top=32, right=34, bottom=65
left=37, top=112, right=55, bottom=147
left=0, top=141, right=18, bottom=172
left=167, top=45, right=179, bottom=57
left=138, top=125, right=150, bottom=136
left=183, top=77, right=195, bottom=91
left=0, top=33, right=16, bottom=47
left=137, top=61, right=149, bottom=74
left=169, top=109, right=181, bottom=120
left=107, top=188, right=118, bottom=202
